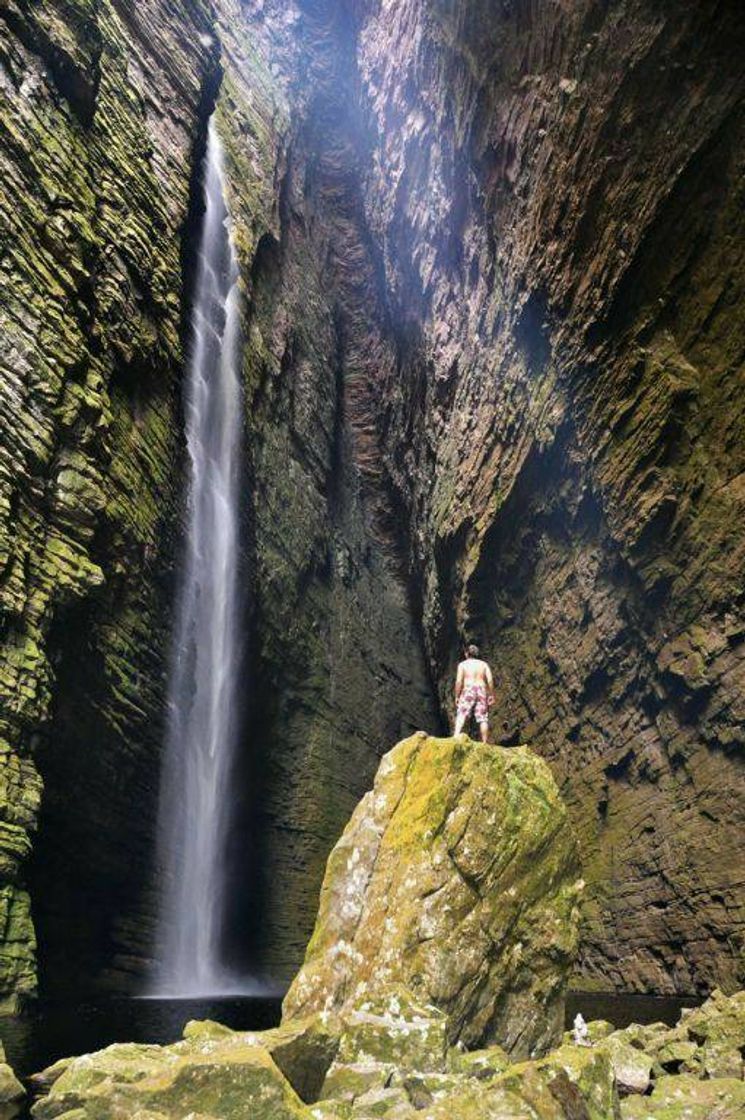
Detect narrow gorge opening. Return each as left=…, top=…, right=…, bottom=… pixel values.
left=2, top=2, right=745, bottom=1110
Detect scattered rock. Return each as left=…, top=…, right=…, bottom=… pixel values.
left=29, top=1035, right=309, bottom=1120
left=621, top=1073, right=745, bottom=1120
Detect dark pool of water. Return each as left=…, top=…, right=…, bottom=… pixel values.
left=0, top=996, right=282, bottom=1082
left=0, top=990, right=699, bottom=1089
left=566, top=990, right=699, bottom=1031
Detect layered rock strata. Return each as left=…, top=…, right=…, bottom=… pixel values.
left=211, top=0, right=745, bottom=995
left=212, top=1, right=439, bottom=980
left=0, top=0, right=437, bottom=1005
left=0, top=0, right=221, bottom=1006
left=332, top=0, right=745, bottom=994
left=3, top=0, right=745, bottom=1006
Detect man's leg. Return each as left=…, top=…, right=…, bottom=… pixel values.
left=479, top=720, right=489, bottom=744
left=454, top=709, right=466, bottom=735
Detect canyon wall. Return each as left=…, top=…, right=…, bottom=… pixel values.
left=214, top=0, right=437, bottom=980
left=344, top=0, right=745, bottom=993
left=0, top=0, right=220, bottom=1006
left=0, top=0, right=435, bottom=1006
left=1, top=0, right=744, bottom=1007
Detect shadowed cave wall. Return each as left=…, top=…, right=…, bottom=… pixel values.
left=0, top=0, right=744, bottom=1006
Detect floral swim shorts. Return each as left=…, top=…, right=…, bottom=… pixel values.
left=457, top=684, right=492, bottom=724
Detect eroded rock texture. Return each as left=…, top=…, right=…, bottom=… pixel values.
left=227, top=0, right=745, bottom=996
left=2, top=0, right=744, bottom=1007
left=333, top=0, right=745, bottom=993
left=284, top=734, right=583, bottom=1058
left=0, top=0, right=222, bottom=1005
left=0, top=0, right=436, bottom=1005
left=215, top=1, right=439, bottom=980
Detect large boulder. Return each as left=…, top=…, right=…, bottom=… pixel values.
left=29, top=1034, right=309, bottom=1120
left=283, top=733, right=583, bottom=1058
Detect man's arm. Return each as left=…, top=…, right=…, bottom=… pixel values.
left=485, top=663, right=495, bottom=702
left=455, top=663, right=464, bottom=701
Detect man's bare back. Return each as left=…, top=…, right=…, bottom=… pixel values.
left=454, top=644, right=494, bottom=743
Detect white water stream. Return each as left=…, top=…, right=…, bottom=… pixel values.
left=152, top=119, right=246, bottom=995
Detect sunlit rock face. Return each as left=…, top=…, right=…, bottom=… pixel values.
left=338, top=1, right=745, bottom=993
left=284, top=734, right=583, bottom=1059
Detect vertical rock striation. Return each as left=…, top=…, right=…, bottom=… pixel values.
left=213, top=0, right=439, bottom=980
left=2, top=0, right=744, bottom=1005
left=0, top=0, right=222, bottom=1004
left=0, top=0, right=437, bottom=1003
left=345, top=0, right=745, bottom=994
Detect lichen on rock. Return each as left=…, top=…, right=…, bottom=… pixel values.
left=284, top=733, right=584, bottom=1058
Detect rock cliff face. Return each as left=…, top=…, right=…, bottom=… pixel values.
left=0, top=0, right=221, bottom=1006
left=341, top=0, right=745, bottom=996
left=2, top=0, right=744, bottom=1006
left=214, top=2, right=438, bottom=979
left=0, top=0, right=436, bottom=1005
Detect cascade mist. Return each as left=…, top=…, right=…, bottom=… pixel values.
left=152, top=118, right=246, bottom=996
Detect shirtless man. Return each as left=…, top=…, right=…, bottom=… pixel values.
left=454, top=644, right=495, bottom=743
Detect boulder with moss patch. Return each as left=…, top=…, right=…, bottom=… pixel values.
left=29, top=1034, right=309, bottom=1120
left=283, top=733, right=583, bottom=1059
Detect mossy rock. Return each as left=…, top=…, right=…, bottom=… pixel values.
left=448, top=1043, right=511, bottom=1079
left=284, top=734, right=583, bottom=1059
left=621, top=1073, right=745, bottom=1119
left=503, top=1043, right=620, bottom=1120
left=0, top=1048, right=24, bottom=1119
left=596, top=1035, right=653, bottom=1095
left=319, top=1062, right=394, bottom=1104
left=30, top=1035, right=309, bottom=1120
left=349, top=1086, right=413, bottom=1119
left=337, top=987, right=448, bottom=1073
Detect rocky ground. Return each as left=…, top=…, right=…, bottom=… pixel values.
left=20, top=988, right=745, bottom=1119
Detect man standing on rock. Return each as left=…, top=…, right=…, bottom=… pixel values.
left=454, top=644, right=495, bottom=743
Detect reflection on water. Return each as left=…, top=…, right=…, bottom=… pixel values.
left=0, top=990, right=699, bottom=1086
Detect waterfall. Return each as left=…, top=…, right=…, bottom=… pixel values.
left=152, top=118, right=246, bottom=995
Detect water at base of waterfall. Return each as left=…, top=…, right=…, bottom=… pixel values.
left=0, top=992, right=698, bottom=1085
left=0, top=996, right=282, bottom=1086
left=151, top=115, right=249, bottom=996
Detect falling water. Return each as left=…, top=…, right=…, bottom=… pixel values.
left=152, top=119, right=245, bottom=995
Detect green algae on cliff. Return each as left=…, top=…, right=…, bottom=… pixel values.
left=0, top=0, right=218, bottom=1004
